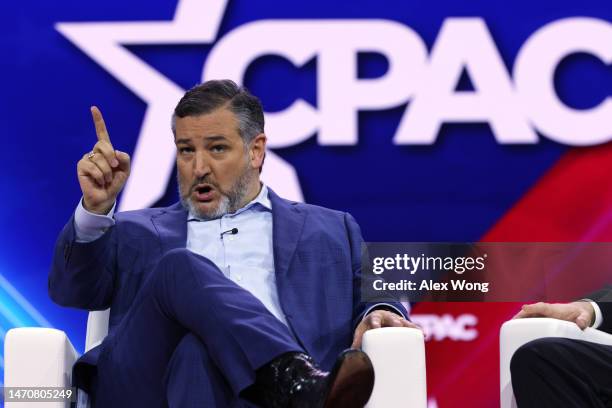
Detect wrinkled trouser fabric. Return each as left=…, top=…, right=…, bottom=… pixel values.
left=94, top=248, right=302, bottom=407
left=511, top=337, right=612, bottom=408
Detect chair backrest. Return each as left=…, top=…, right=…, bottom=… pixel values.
left=85, top=309, right=110, bottom=352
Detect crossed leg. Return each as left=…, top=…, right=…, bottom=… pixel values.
left=94, top=248, right=302, bottom=407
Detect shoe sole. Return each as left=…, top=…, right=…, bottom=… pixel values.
left=323, top=349, right=375, bottom=408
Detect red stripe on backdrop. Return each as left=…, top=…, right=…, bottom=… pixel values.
left=484, top=143, right=612, bottom=242
left=414, top=142, right=612, bottom=407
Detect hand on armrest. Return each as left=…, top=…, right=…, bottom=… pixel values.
left=513, top=301, right=595, bottom=330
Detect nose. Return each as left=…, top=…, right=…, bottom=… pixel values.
left=193, top=151, right=211, bottom=179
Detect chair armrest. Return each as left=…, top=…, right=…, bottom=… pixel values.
left=4, top=328, right=80, bottom=408
left=362, top=327, right=427, bottom=408
left=500, top=318, right=612, bottom=408
left=85, top=309, right=109, bottom=352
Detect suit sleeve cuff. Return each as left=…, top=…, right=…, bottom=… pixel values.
left=362, top=303, right=408, bottom=320
left=74, top=198, right=116, bottom=243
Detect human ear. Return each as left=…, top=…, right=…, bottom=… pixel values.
left=249, top=133, right=267, bottom=169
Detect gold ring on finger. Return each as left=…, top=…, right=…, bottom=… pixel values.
left=87, top=151, right=96, bottom=160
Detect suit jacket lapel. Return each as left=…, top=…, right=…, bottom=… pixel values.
left=269, top=189, right=306, bottom=280
left=151, top=202, right=188, bottom=252
left=269, top=189, right=311, bottom=351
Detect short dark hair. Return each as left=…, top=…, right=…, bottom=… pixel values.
left=172, top=79, right=265, bottom=145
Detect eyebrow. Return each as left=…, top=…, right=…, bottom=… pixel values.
left=175, top=135, right=229, bottom=144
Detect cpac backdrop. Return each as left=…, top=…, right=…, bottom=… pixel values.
left=2, top=0, right=611, bottom=406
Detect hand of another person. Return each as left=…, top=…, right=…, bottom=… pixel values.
left=351, top=310, right=421, bottom=349
left=513, top=301, right=595, bottom=330
left=77, top=106, right=131, bottom=214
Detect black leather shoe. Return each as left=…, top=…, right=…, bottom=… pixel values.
left=248, top=349, right=375, bottom=408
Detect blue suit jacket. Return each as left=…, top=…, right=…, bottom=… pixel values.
left=49, top=189, right=407, bottom=388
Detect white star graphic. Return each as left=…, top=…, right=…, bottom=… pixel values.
left=56, top=0, right=303, bottom=211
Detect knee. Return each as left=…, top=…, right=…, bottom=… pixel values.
left=159, top=248, right=199, bottom=268
left=159, top=248, right=219, bottom=270
left=511, top=340, right=537, bottom=378
left=510, top=337, right=573, bottom=377
left=154, top=249, right=219, bottom=284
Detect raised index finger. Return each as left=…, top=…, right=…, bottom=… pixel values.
left=90, top=106, right=113, bottom=146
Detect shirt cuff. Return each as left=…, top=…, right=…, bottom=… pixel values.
left=74, top=198, right=116, bottom=243
left=590, top=301, right=603, bottom=329
left=363, top=303, right=408, bottom=320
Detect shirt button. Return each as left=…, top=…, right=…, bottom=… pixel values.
left=236, top=275, right=242, bottom=282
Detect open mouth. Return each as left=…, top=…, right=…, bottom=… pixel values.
left=193, top=184, right=215, bottom=202
left=196, top=185, right=212, bottom=194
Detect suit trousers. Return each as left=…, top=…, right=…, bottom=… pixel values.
left=511, top=337, right=612, bottom=408
left=93, top=248, right=302, bottom=407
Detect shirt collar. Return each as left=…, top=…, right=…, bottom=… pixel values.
left=188, top=183, right=271, bottom=221
left=236, top=183, right=271, bottom=214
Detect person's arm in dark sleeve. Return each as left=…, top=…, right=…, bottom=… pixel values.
left=584, top=285, right=612, bottom=333
left=48, top=200, right=117, bottom=310
left=345, top=213, right=419, bottom=348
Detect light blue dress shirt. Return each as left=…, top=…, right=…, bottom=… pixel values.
left=74, top=184, right=288, bottom=326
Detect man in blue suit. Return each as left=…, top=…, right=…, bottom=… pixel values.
left=49, top=80, right=414, bottom=407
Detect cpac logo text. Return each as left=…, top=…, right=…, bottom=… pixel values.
left=56, top=1, right=611, bottom=209
left=206, top=17, right=612, bottom=147
left=411, top=314, right=478, bottom=342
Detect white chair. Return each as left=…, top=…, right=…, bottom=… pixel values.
left=5, top=310, right=427, bottom=408
left=499, top=317, right=612, bottom=408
